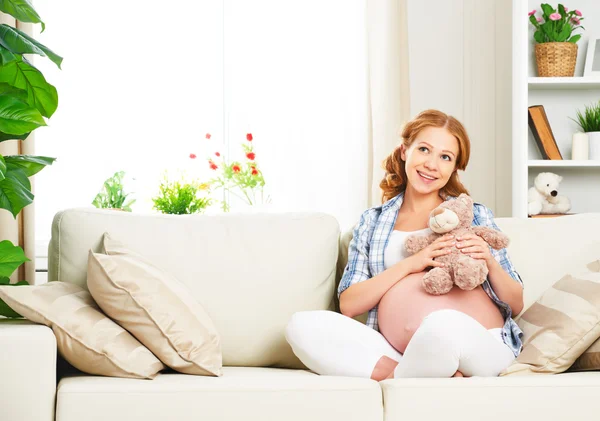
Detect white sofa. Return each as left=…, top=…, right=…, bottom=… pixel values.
left=2, top=207, right=600, bottom=421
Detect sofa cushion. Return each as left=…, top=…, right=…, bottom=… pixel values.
left=55, top=367, right=383, bottom=421
left=48, top=209, right=340, bottom=369
left=380, top=372, right=600, bottom=421
left=568, top=260, right=600, bottom=372
left=0, top=282, right=164, bottom=379
left=87, top=233, right=222, bottom=376
left=493, top=213, right=600, bottom=314
left=499, top=268, right=600, bottom=376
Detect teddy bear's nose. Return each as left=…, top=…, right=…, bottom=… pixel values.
left=431, top=208, right=444, bottom=217
left=551, top=190, right=557, bottom=197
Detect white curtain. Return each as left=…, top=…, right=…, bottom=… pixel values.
left=32, top=0, right=411, bottom=256
left=366, top=0, right=411, bottom=208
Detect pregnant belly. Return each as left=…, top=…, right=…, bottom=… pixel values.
left=378, top=271, right=505, bottom=354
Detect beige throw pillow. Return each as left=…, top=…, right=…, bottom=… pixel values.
left=500, top=268, right=600, bottom=376
left=87, top=233, right=222, bottom=376
left=0, top=282, right=164, bottom=379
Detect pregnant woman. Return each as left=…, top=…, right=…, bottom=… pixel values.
left=285, top=109, right=524, bottom=380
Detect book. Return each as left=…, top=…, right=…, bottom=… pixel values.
left=528, top=105, right=563, bottom=160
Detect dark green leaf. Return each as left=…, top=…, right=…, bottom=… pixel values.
left=0, top=56, right=58, bottom=118
left=0, top=165, right=32, bottom=217
left=0, top=155, right=5, bottom=181
left=0, top=44, right=16, bottom=65
left=0, top=24, right=44, bottom=56
left=0, top=240, right=30, bottom=278
left=541, top=3, right=554, bottom=19
left=0, top=130, right=29, bottom=142
left=534, top=30, right=545, bottom=43
left=0, top=25, right=63, bottom=69
left=0, top=94, right=45, bottom=134
left=0, top=0, right=45, bottom=32
left=0, top=296, right=23, bottom=318
left=569, top=34, right=582, bottom=43
left=5, top=155, right=55, bottom=177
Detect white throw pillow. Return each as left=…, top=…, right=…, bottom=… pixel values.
left=0, top=282, right=164, bottom=379
left=87, top=232, right=223, bottom=376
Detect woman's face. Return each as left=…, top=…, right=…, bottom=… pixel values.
left=400, top=126, right=459, bottom=195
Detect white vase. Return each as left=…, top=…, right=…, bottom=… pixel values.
left=588, top=132, right=600, bottom=161
left=572, top=132, right=589, bottom=160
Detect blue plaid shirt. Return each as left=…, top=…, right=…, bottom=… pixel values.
left=338, top=191, right=524, bottom=357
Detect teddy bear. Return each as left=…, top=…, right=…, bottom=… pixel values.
left=404, top=193, right=510, bottom=295
left=527, top=172, right=571, bottom=216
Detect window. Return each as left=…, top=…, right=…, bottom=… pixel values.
left=33, top=0, right=369, bottom=269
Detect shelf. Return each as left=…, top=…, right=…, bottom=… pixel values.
left=528, top=160, right=600, bottom=167
left=528, top=77, right=600, bottom=90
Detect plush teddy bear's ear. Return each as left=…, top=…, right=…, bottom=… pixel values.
left=559, top=175, right=563, bottom=183
left=458, top=193, right=472, bottom=206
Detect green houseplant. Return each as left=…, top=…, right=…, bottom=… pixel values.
left=92, top=171, right=136, bottom=212
left=528, top=4, right=585, bottom=77
left=0, top=1, right=62, bottom=317
left=570, top=101, right=600, bottom=160
left=198, top=132, right=271, bottom=212
left=152, top=171, right=212, bottom=215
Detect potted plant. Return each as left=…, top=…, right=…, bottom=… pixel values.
left=570, top=101, right=600, bottom=160
left=195, top=132, right=271, bottom=212
left=528, top=4, right=585, bottom=77
left=151, top=170, right=213, bottom=215
left=0, top=2, right=62, bottom=317
left=92, top=171, right=136, bottom=212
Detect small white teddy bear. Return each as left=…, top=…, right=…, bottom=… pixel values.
left=528, top=172, right=571, bottom=216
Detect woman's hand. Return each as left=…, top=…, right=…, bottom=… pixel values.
left=455, top=233, right=494, bottom=267
left=406, top=234, right=455, bottom=273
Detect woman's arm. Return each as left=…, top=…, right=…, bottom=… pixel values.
left=338, top=209, right=413, bottom=318
left=486, top=258, right=524, bottom=316
left=463, top=204, right=525, bottom=316
left=339, top=260, right=413, bottom=318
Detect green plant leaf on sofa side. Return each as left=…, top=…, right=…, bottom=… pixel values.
left=0, top=0, right=45, bottom=32
left=0, top=165, right=33, bottom=217
left=0, top=240, right=30, bottom=278
left=0, top=56, right=58, bottom=118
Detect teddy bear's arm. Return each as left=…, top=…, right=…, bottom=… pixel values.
left=471, top=226, right=509, bottom=250
left=405, top=232, right=439, bottom=255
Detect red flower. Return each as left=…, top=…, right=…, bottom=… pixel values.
left=246, top=133, right=253, bottom=141
left=205, top=133, right=212, bottom=139
left=251, top=168, right=259, bottom=176
left=189, top=153, right=197, bottom=159
left=215, top=152, right=221, bottom=157
left=246, top=152, right=255, bottom=160
left=232, top=164, right=241, bottom=173
left=208, top=160, right=218, bottom=170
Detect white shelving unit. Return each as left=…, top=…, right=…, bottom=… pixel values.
left=513, top=0, right=600, bottom=218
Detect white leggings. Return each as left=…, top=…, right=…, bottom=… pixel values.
left=285, top=309, right=516, bottom=378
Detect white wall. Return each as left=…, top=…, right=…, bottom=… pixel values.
left=407, top=0, right=513, bottom=216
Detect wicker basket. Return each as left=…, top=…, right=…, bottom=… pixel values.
left=535, top=42, right=578, bottom=77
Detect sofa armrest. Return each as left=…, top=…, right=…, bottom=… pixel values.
left=0, top=319, right=56, bottom=421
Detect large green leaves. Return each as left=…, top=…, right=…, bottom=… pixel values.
left=4, top=154, right=54, bottom=177
left=0, top=24, right=62, bottom=68
left=0, top=93, right=45, bottom=134
left=0, top=240, right=30, bottom=279
left=0, top=0, right=44, bottom=32
left=0, top=56, right=58, bottom=118
left=0, top=240, right=29, bottom=318
left=0, top=154, right=54, bottom=217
